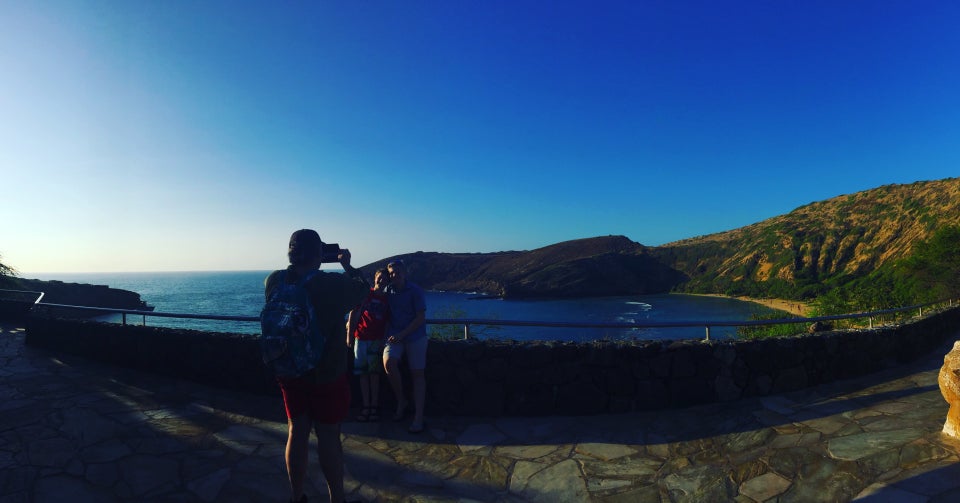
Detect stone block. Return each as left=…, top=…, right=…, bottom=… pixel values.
left=607, top=396, right=634, bottom=413
left=715, top=375, right=742, bottom=402
left=713, top=344, right=737, bottom=366
left=457, top=382, right=504, bottom=416
left=773, top=366, right=808, bottom=393
left=634, top=379, right=669, bottom=409
left=745, top=375, right=772, bottom=397
left=671, top=349, right=697, bottom=378
left=555, top=382, right=607, bottom=415
left=552, top=343, right=582, bottom=362
left=512, top=343, right=553, bottom=367
left=604, top=368, right=635, bottom=397
left=650, top=352, right=672, bottom=378
left=584, top=344, right=617, bottom=367
left=506, top=383, right=555, bottom=415
left=558, top=362, right=583, bottom=384
left=458, top=341, right=487, bottom=361
left=669, top=378, right=713, bottom=407
left=455, top=366, right=479, bottom=386
left=540, top=364, right=563, bottom=385
left=477, top=357, right=508, bottom=382
left=630, top=360, right=653, bottom=379
left=939, top=340, right=960, bottom=437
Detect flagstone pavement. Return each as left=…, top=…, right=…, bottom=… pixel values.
left=3, top=321, right=960, bottom=502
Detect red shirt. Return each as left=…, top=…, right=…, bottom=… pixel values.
left=353, top=290, right=390, bottom=341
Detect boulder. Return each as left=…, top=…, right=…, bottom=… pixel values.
left=808, top=321, right=832, bottom=333
left=938, top=340, right=960, bottom=437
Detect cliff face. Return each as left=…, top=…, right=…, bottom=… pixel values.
left=362, top=236, right=686, bottom=299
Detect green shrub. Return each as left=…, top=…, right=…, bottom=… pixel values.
left=736, top=313, right=807, bottom=340
left=428, top=305, right=501, bottom=340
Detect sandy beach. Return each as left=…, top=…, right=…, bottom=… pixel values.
left=691, top=293, right=812, bottom=317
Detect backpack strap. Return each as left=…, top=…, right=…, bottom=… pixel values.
left=276, top=269, right=316, bottom=287
left=295, top=270, right=321, bottom=306
left=298, top=270, right=319, bottom=287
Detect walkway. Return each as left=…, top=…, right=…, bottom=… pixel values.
left=2, top=321, right=960, bottom=502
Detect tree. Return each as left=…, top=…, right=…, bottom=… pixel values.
left=0, top=254, right=17, bottom=288
left=0, top=255, right=15, bottom=277
left=898, top=226, right=960, bottom=301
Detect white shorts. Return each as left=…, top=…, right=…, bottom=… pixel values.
left=383, top=336, right=429, bottom=371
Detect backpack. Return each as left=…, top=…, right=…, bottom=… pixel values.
left=259, top=270, right=325, bottom=378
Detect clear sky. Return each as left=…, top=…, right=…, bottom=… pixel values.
left=2, top=1, right=958, bottom=274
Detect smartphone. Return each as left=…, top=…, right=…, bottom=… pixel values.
left=320, top=243, right=341, bottom=263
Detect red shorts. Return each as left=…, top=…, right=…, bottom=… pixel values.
left=277, top=372, right=351, bottom=424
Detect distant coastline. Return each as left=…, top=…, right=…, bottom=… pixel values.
left=689, top=293, right=812, bottom=317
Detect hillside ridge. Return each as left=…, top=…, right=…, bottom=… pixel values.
left=362, top=235, right=684, bottom=299
left=657, top=177, right=960, bottom=298
left=362, top=177, right=960, bottom=300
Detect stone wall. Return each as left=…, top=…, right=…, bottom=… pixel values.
left=25, top=317, right=275, bottom=395
left=0, top=300, right=36, bottom=322
left=24, top=306, right=960, bottom=416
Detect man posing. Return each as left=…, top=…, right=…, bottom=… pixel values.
left=382, top=259, right=428, bottom=433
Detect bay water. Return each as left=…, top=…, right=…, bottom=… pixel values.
left=27, top=271, right=781, bottom=342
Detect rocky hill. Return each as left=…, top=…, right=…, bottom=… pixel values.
left=4, top=277, right=152, bottom=311
left=655, top=177, right=960, bottom=298
left=361, top=177, right=960, bottom=300
left=361, top=235, right=685, bottom=299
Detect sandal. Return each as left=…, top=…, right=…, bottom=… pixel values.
left=367, top=407, right=381, bottom=422
left=356, top=407, right=371, bottom=422
left=392, top=401, right=408, bottom=422
left=407, top=421, right=425, bottom=434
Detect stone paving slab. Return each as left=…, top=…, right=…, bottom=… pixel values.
left=2, top=322, right=960, bottom=502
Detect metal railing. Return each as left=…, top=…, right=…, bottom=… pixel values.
left=0, top=289, right=46, bottom=320
left=30, top=303, right=255, bottom=326
left=0, top=288, right=45, bottom=304
left=432, top=299, right=952, bottom=340
left=12, top=294, right=955, bottom=341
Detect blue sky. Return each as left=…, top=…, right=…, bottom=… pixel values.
left=2, top=1, right=958, bottom=274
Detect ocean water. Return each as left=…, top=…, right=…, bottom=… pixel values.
left=27, top=271, right=781, bottom=342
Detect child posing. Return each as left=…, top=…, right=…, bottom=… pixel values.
left=346, top=268, right=390, bottom=421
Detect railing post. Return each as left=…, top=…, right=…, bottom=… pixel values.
left=464, top=323, right=471, bottom=340
left=704, top=326, right=710, bottom=341
left=122, top=312, right=127, bottom=326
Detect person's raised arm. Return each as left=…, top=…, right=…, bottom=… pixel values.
left=338, top=248, right=369, bottom=287
left=345, top=308, right=358, bottom=347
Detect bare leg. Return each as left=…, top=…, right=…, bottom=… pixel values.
left=359, top=376, right=371, bottom=411
left=370, top=373, right=381, bottom=410
left=384, top=354, right=405, bottom=418
left=410, top=369, right=426, bottom=428
left=285, top=415, right=312, bottom=501
left=314, top=422, right=345, bottom=503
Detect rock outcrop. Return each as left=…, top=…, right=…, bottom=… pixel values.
left=939, top=340, right=960, bottom=437
left=362, top=235, right=686, bottom=299
left=7, top=278, right=151, bottom=311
